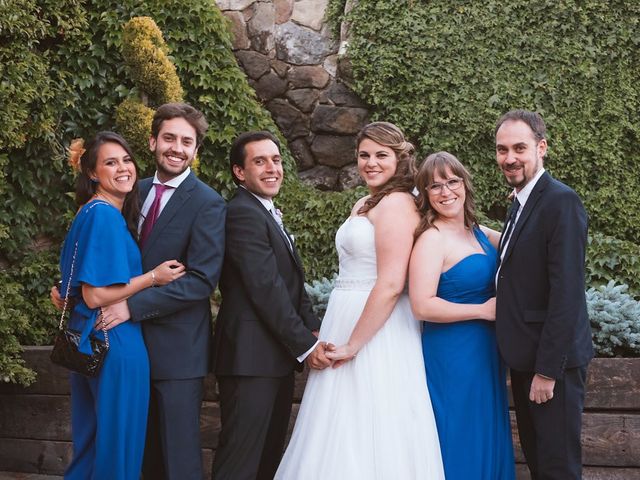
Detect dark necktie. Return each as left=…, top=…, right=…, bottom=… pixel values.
left=140, top=184, right=172, bottom=247
left=499, top=197, right=521, bottom=255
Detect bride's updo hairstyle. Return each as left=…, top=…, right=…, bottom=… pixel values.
left=414, top=151, right=477, bottom=238
left=356, top=121, right=417, bottom=215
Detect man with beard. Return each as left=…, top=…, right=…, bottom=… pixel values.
left=494, top=109, right=593, bottom=479
left=102, top=102, right=226, bottom=479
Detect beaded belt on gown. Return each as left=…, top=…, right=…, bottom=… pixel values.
left=333, top=277, right=377, bottom=290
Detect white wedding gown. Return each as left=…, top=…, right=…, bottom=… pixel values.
left=275, top=216, right=444, bottom=480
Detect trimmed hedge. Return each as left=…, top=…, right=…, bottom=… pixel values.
left=343, top=0, right=640, bottom=242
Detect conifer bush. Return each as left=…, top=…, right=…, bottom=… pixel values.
left=587, top=282, right=640, bottom=357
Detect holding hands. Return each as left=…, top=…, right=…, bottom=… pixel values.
left=304, top=340, right=359, bottom=370
left=325, top=343, right=358, bottom=368
left=305, top=342, right=334, bottom=370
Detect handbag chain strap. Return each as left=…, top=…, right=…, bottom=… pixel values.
left=58, top=201, right=111, bottom=347
left=58, top=241, right=77, bottom=330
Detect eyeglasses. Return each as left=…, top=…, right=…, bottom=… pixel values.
left=426, top=178, right=463, bottom=195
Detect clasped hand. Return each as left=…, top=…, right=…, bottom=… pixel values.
left=305, top=341, right=359, bottom=370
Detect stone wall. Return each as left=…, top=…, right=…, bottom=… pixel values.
left=216, top=0, right=367, bottom=191
left=1, top=349, right=639, bottom=479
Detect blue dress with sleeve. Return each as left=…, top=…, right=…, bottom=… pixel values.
left=421, top=227, right=515, bottom=479
left=59, top=200, right=149, bottom=480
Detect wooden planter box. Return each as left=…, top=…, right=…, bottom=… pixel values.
left=0, top=347, right=639, bottom=479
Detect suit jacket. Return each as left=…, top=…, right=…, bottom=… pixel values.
left=212, top=187, right=320, bottom=377
left=128, top=172, right=226, bottom=380
left=496, top=171, right=594, bottom=379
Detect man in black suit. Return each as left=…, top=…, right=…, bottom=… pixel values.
left=494, top=109, right=594, bottom=479
left=103, top=103, right=226, bottom=479
left=211, top=131, right=331, bottom=480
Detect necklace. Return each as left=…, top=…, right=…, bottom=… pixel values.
left=91, top=192, right=121, bottom=210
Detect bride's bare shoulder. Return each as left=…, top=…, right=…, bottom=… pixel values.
left=350, top=195, right=371, bottom=217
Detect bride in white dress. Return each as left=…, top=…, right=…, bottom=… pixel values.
left=275, top=122, right=444, bottom=480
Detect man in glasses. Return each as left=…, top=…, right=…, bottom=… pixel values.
left=494, top=109, right=593, bottom=479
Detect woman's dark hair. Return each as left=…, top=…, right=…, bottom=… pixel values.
left=75, top=131, right=141, bottom=238
left=414, top=151, right=477, bottom=238
left=356, top=122, right=417, bottom=215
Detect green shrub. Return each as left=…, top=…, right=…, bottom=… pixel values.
left=587, top=232, right=640, bottom=297
left=0, top=0, right=357, bottom=385
left=121, top=16, right=183, bottom=105
left=0, top=248, right=59, bottom=385
left=114, top=98, right=156, bottom=172
left=0, top=278, right=36, bottom=385
left=305, top=274, right=338, bottom=319
left=325, top=0, right=348, bottom=36
left=344, top=0, right=640, bottom=243
left=587, top=281, right=640, bottom=357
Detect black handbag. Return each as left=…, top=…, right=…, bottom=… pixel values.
left=50, top=241, right=110, bottom=377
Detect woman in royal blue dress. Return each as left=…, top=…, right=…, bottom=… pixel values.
left=408, top=151, right=515, bottom=479
left=59, top=132, right=185, bottom=479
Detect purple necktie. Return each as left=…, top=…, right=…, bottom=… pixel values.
left=140, top=184, right=171, bottom=247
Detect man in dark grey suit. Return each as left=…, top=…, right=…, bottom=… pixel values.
left=211, top=131, right=331, bottom=480
left=103, top=103, right=226, bottom=479
left=494, top=109, right=593, bottom=479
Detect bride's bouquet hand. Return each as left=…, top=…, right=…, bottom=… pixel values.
left=325, top=342, right=357, bottom=368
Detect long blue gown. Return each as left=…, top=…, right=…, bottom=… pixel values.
left=59, top=200, right=149, bottom=480
left=421, top=227, right=515, bottom=480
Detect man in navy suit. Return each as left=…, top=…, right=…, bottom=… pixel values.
left=211, top=131, right=331, bottom=480
left=494, top=109, right=593, bottom=479
left=103, top=103, right=226, bottom=479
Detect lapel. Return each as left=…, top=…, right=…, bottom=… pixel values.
left=141, top=172, right=197, bottom=257
left=237, top=188, right=302, bottom=269
left=501, top=171, right=551, bottom=266
left=139, top=177, right=153, bottom=203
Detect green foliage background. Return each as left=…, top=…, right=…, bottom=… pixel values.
left=343, top=0, right=640, bottom=241
left=2, top=0, right=640, bottom=382
left=0, top=0, right=357, bottom=383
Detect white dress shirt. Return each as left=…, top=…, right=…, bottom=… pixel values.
left=138, top=167, right=192, bottom=233
left=499, top=167, right=546, bottom=263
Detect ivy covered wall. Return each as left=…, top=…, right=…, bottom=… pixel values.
left=341, top=0, right=640, bottom=241
left=0, top=0, right=359, bottom=383
left=2, top=0, right=640, bottom=383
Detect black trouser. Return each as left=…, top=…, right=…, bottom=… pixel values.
left=212, top=374, right=295, bottom=480
left=510, top=366, right=587, bottom=480
left=142, top=377, right=205, bottom=480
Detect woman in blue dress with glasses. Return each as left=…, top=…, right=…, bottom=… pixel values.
left=409, top=151, right=515, bottom=480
